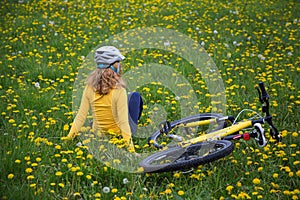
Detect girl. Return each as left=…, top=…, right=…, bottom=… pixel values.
left=66, top=46, right=143, bottom=152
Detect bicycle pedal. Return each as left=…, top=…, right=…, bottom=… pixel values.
left=159, top=121, right=172, bottom=134
left=166, top=134, right=183, bottom=142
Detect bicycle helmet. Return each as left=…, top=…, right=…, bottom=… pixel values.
left=94, top=46, right=125, bottom=68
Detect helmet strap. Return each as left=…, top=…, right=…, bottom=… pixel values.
left=110, top=62, right=120, bottom=74
left=97, top=64, right=106, bottom=69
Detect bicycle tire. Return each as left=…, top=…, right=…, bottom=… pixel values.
left=140, top=140, right=234, bottom=173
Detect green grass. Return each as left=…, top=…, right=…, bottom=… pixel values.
left=1, top=0, right=299, bottom=199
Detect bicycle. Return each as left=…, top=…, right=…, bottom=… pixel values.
left=139, top=82, right=282, bottom=173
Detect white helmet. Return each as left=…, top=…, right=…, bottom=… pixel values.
left=94, top=46, right=125, bottom=68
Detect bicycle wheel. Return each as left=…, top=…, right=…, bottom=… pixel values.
left=140, top=140, right=234, bottom=173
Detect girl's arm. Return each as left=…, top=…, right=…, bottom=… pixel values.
left=115, top=88, right=135, bottom=152
left=67, top=86, right=91, bottom=138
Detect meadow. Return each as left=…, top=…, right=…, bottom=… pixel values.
left=0, top=0, right=299, bottom=199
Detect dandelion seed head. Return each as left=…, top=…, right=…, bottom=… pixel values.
left=102, top=186, right=110, bottom=193
left=76, top=142, right=82, bottom=147
left=34, top=82, right=40, bottom=89
left=123, top=178, right=129, bottom=184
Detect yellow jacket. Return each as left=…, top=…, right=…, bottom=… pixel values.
left=67, top=85, right=134, bottom=151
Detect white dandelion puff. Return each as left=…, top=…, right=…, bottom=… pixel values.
left=76, top=142, right=82, bottom=147
left=34, top=82, right=40, bottom=89
left=123, top=178, right=129, bottom=184
left=102, top=186, right=110, bottom=193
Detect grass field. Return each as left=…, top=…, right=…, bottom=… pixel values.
left=0, top=0, right=299, bottom=199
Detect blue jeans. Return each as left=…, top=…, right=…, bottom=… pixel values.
left=128, top=92, right=143, bottom=136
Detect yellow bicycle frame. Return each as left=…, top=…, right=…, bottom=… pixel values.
left=180, top=120, right=253, bottom=148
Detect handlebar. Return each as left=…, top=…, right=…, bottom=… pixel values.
left=256, top=82, right=282, bottom=142
left=258, top=82, right=269, bottom=101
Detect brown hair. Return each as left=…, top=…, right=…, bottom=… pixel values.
left=86, top=68, right=126, bottom=95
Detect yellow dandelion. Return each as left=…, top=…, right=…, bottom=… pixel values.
left=290, top=144, right=297, bottom=147
left=226, top=185, right=234, bottom=193
left=113, top=159, right=121, bottom=164
left=8, top=119, right=15, bottom=124
left=87, top=154, right=93, bottom=159
left=25, top=168, right=33, bottom=173
left=27, top=175, right=35, bottom=180
left=24, top=156, right=30, bottom=161
left=74, top=192, right=81, bottom=196
left=71, top=167, right=78, bottom=172
left=281, top=130, right=288, bottom=137
left=86, top=175, right=92, bottom=179
left=284, top=166, right=291, bottom=172
left=273, top=173, right=279, bottom=178
left=168, top=183, right=175, bottom=188
left=31, top=163, right=38, bottom=167
left=94, top=193, right=101, bottom=197
left=63, top=124, right=69, bottom=131
left=271, top=182, right=279, bottom=189
left=7, top=173, right=14, bottom=179
left=165, top=188, right=172, bottom=194
left=92, top=181, right=98, bottom=185
left=76, top=150, right=83, bottom=156
left=283, top=190, right=290, bottom=195
left=137, top=167, right=144, bottom=173
left=54, top=154, right=60, bottom=158
left=178, top=190, right=185, bottom=196
left=292, top=132, right=298, bottom=137
left=103, top=166, right=108, bottom=172
left=55, top=171, right=63, bottom=176
left=77, top=171, right=84, bottom=176
left=111, top=188, right=118, bottom=193
left=173, top=172, right=181, bottom=178
left=253, top=178, right=261, bottom=184
left=238, top=191, right=251, bottom=199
